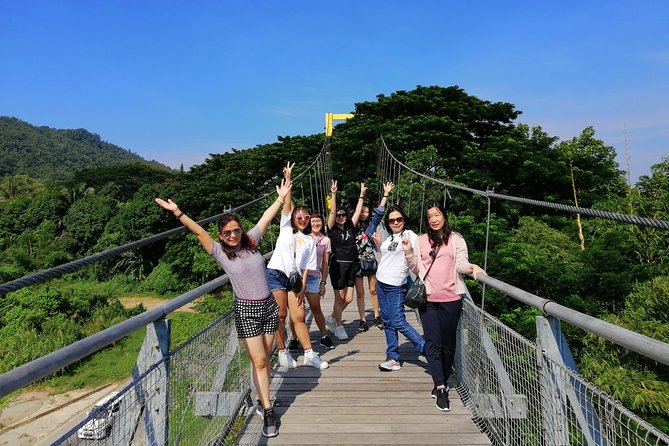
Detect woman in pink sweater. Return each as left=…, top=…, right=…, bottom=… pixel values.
left=402, top=202, right=485, bottom=412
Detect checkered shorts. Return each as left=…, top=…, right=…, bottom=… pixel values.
left=234, top=296, right=279, bottom=339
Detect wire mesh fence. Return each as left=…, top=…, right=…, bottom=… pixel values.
left=456, top=297, right=669, bottom=446
left=50, top=292, right=669, bottom=445
left=53, top=311, right=250, bottom=446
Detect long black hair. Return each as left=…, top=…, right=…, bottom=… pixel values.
left=424, top=202, right=454, bottom=248
left=358, top=202, right=371, bottom=231
left=217, top=213, right=258, bottom=259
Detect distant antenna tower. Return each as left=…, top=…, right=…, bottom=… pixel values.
left=624, top=123, right=632, bottom=188
left=624, top=124, right=634, bottom=215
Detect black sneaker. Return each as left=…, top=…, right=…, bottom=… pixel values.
left=435, top=388, right=451, bottom=412
left=430, top=386, right=437, bottom=399
left=288, top=338, right=300, bottom=352
left=374, top=316, right=384, bottom=330
left=357, top=320, right=369, bottom=333
left=320, top=335, right=335, bottom=350
left=262, top=408, right=279, bottom=437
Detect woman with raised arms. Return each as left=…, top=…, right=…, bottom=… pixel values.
left=154, top=177, right=291, bottom=438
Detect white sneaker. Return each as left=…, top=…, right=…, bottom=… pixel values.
left=334, top=324, right=349, bottom=340
left=278, top=349, right=297, bottom=369
left=378, top=358, right=401, bottom=371
left=325, top=315, right=336, bottom=334
left=304, top=350, right=329, bottom=369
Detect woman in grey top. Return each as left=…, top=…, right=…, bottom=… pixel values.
left=154, top=177, right=291, bottom=439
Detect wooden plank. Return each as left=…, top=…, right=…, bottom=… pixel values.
left=235, top=288, right=490, bottom=445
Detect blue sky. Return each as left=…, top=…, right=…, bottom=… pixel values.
left=1, top=1, right=668, bottom=183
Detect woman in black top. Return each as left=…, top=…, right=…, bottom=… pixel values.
left=324, top=180, right=365, bottom=340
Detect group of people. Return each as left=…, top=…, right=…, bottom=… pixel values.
left=155, top=162, right=485, bottom=437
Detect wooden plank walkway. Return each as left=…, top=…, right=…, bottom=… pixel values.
left=236, top=287, right=490, bottom=445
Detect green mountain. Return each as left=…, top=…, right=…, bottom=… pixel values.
left=0, top=116, right=171, bottom=182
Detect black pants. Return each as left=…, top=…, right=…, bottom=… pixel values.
left=419, top=298, right=463, bottom=387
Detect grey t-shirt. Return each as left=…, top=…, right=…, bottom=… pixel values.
left=210, top=226, right=271, bottom=301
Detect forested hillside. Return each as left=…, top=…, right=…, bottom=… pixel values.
left=0, top=86, right=667, bottom=429
left=0, top=117, right=171, bottom=182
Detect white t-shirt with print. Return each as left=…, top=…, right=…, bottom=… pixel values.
left=375, top=230, right=419, bottom=287
left=267, top=212, right=317, bottom=275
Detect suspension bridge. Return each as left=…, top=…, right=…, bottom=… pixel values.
left=0, top=138, right=668, bottom=445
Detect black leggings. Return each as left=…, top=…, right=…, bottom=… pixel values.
left=419, top=298, right=463, bottom=387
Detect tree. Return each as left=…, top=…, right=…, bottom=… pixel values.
left=63, top=192, right=118, bottom=254
left=580, top=276, right=669, bottom=431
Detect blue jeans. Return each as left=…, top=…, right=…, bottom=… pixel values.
left=377, top=280, right=425, bottom=361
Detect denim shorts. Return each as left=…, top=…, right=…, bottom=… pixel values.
left=266, top=268, right=289, bottom=292
left=304, top=275, right=321, bottom=294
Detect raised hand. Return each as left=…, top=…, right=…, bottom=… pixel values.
left=155, top=198, right=178, bottom=213
left=360, top=182, right=368, bottom=197
left=330, top=180, right=338, bottom=194
left=383, top=182, right=395, bottom=196
left=276, top=178, right=292, bottom=200
left=401, top=237, right=413, bottom=254
left=283, top=161, right=295, bottom=179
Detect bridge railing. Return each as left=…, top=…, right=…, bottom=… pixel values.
left=454, top=279, right=669, bottom=446
left=52, top=309, right=245, bottom=445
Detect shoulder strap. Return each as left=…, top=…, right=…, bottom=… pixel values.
left=421, top=243, right=442, bottom=281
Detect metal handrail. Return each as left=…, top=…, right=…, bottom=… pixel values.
left=478, top=274, right=669, bottom=366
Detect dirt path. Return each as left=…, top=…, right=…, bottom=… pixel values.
left=119, top=295, right=199, bottom=313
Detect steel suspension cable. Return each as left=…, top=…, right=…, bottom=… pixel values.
left=379, top=136, right=669, bottom=230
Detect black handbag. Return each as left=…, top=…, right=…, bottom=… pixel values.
left=360, top=255, right=378, bottom=274
left=289, top=234, right=303, bottom=293
left=403, top=278, right=427, bottom=309
left=403, top=244, right=441, bottom=309
left=288, top=270, right=303, bottom=293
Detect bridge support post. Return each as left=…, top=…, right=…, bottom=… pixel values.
left=537, top=316, right=605, bottom=446
left=122, top=318, right=171, bottom=445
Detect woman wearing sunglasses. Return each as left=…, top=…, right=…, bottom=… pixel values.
left=325, top=180, right=366, bottom=340
left=373, top=205, right=425, bottom=372
left=154, top=177, right=291, bottom=438
left=266, top=162, right=328, bottom=370
left=402, top=202, right=485, bottom=412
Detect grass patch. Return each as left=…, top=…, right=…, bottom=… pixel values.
left=18, top=312, right=220, bottom=397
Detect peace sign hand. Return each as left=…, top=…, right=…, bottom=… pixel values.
left=283, top=161, right=295, bottom=179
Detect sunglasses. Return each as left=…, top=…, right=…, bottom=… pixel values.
left=388, top=217, right=404, bottom=224
left=336, top=213, right=347, bottom=218
left=295, top=215, right=311, bottom=222
left=220, top=228, right=242, bottom=238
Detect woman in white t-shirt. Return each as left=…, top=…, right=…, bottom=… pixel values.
left=373, top=205, right=426, bottom=372
left=266, top=163, right=328, bottom=370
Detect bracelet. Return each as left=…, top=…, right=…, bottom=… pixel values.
left=359, top=196, right=364, bottom=199
left=320, top=280, right=327, bottom=285
left=383, top=195, right=389, bottom=198
left=175, top=212, right=184, bottom=219
left=277, top=199, right=285, bottom=205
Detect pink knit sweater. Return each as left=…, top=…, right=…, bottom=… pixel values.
left=405, top=233, right=472, bottom=302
